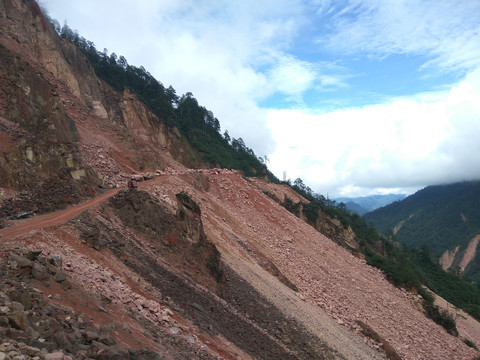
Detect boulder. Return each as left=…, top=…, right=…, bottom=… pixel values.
left=85, top=330, right=100, bottom=342
left=54, top=270, right=66, bottom=283
left=44, top=351, right=65, bottom=360
left=31, top=262, right=48, bottom=280
left=9, top=254, right=33, bottom=268
left=97, top=344, right=128, bottom=360
left=7, top=302, right=28, bottom=330
left=26, top=249, right=42, bottom=261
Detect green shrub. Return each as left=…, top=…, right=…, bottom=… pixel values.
left=176, top=192, right=201, bottom=213
left=463, top=339, right=478, bottom=350
left=425, top=304, right=458, bottom=336
left=303, top=202, right=320, bottom=222
left=418, top=287, right=434, bottom=305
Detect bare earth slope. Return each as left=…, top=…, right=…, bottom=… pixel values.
left=0, top=172, right=381, bottom=359
left=147, top=172, right=479, bottom=359
left=1, top=171, right=480, bottom=359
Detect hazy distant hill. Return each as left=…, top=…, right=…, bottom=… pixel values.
left=364, top=181, right=480, bottom=280
left=336, top=194, right=406, bottom=215
left=343, top=201, right=370, bottom=215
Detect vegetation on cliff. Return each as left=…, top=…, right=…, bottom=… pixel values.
left=52, top=20, right=276, bottom=179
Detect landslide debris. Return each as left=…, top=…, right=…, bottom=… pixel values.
left=0, top=249, right=163, bottom=360
left=1, top=0, right=480, bottom=358
left=250, top=179, right=360, bottom=254
left=0, top=178, right=95, bottom=221
left=70, top=187, right=346, bottom=359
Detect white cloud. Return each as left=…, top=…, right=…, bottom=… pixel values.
left=267, top=67, right=480, bottom=197
left=269, top=56, right=317, bottom=97
left=41, top=0, right=311, bottom=155
left=317, top=0, right=480, bottom=72
left=266, top=54, right=350, bottom=104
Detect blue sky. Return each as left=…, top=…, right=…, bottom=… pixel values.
left=40, top=0, right=480, bottom=197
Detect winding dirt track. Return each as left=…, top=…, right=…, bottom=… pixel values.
left=0, top=188, right=121, bottom=241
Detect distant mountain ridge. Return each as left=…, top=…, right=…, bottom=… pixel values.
left=364, top=181, right=480, bottom=280
left=335, top=194, right=406, bottom=215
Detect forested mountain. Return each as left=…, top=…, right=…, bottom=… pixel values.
left=365, top=181, right=480, bottom=280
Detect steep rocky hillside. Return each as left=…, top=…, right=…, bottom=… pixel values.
left=365, top=181, right=480, bottom=280
left=1, top=1, right=480, bottom=359
left=251, top=178, right=360, bottom=255
left=0, top=0, right=193, bottom=219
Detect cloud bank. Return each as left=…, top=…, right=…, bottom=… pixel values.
left=267, top=67, right=480, bottom=197
left=316, top=0, right=480, bottom=72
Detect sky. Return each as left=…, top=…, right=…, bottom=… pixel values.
left=40, top=0, right=480, bottom=198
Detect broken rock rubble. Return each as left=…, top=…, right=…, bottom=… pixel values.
left=0, top=249, right=165, bottom=359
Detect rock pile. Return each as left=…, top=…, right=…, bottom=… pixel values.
left=79, top=144, right=129, bottom=189
left=155, top=168, right=240, bottom=177
left=0, top=179, right=91, bottom=220
left=199, top=173, right=479, bottom=359
left=0, top=249, right=163, bottom=360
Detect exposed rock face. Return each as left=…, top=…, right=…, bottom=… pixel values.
left=176, top=191, right=206, bottom=244
left=0, top=68, right=98, bottom=213
left=0, top=0, right=196, bottom=218
left=0, top=0, right=100, bottom=217
left=0, top=44, right=94, bottom=190
left=313, top=208, right=359, bottom=252
left=108, top=189, right=176, bottom=242
left=440, top=235, right=480, bottom=273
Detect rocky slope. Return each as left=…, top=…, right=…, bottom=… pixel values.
left=1, top=169, right=480, bottom=359
left=250, top=178, right=360, bottom=254
left=0, top=1, right=480, bottom=359
left=0, top=0, right=192, bottom=219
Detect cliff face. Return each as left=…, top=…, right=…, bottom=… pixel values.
left=0, top=7, right=99, bottom=216
left=0, top=0, right=192, bottom=217
left=0, top=42, right=88, bottom=188
left=1, top=1, right=480, bottom=360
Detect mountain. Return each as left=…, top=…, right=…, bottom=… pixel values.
left=0, top=1, right=479, bottom=359
left=336, top=194, right=407, bottom=215
left=365, top=181, right=480, bottom=280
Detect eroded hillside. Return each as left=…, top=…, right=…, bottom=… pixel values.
left=1, top=170, right=480, bottom=359
left=0, top=0, right=191, bottom=219
left=1, top=0, right=480, bottom=359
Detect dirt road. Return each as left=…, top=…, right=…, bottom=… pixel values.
left=0, top=188, right=121, bottom=241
